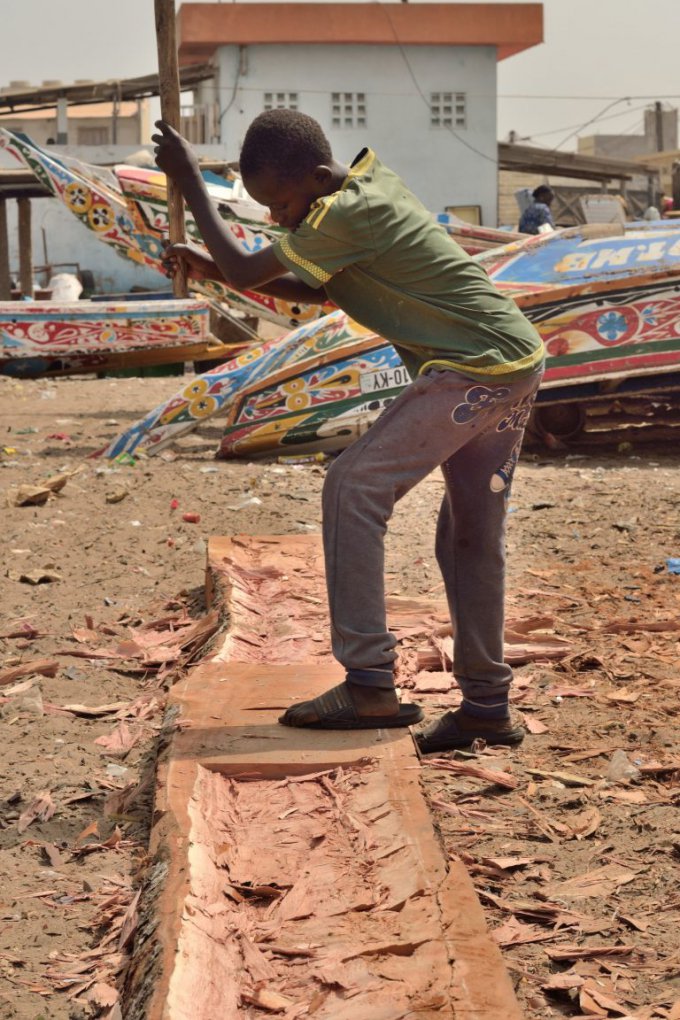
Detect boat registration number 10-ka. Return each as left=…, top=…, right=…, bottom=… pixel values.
left=360, top=366, right=410, bottom=393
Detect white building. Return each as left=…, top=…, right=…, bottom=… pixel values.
left=178, top=2, right=543, bottom=224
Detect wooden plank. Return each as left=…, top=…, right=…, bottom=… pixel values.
left=0, top=198, right=11, bottom=300
left=0, top=64, right=215, bottom=113
left=0, top=169, right=52, bottom=200
left=154, top=0, right=188, bottom=299
left=17, top=197, right=32, bottom=298
left=498, top=141, right=658, bottom=183
left=128, top=535, right=525, bottom=1020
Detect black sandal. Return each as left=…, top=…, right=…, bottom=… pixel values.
left=415, top=708, right=525, bottom=754
left=279, top=682, right=423, bottom=730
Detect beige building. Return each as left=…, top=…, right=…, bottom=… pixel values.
left=0, top=98, right=151, bottom=148
left=578, top=107, right=677, bottom=162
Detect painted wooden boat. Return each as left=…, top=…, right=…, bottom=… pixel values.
left=0, top=299, right=215, bottom=377
left=479, top=224, right=680, bottom=401
left=480, top=223, right=680, bottom=291
left=0, top=130, right=324, bottom=330
left=102, top=257, right=680, bottom=460
left=100, top=311, right=392, bottom=458
left=3, top=131, right=678, bottom=452
left=520, top=270, right=680, bottom=395
left=217, top=269, right=680, bottom=456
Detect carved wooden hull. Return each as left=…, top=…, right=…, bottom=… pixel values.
left=102, top=264, right=680, bottom=460
left=0, top=130, right=324, bottom=329
left=2, top=131, right=678, bottom=454
left=0, top=299, right=213, bottom=377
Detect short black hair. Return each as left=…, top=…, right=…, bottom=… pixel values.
left=533, top=185, right=554, bottom=203
left=239, top=109, right=333, bottom=181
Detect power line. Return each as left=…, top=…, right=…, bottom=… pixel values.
left=551, top=97, right=632, bottom=151
left=525, top=102, right=649, bottom=141
left=498, top=93, right=680, bottom=101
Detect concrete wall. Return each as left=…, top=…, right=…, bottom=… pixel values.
left=2, top=195, right=168, bottom=294
left=214, top=42, right=499, bottom=223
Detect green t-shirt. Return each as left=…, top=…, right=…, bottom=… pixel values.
left=272, top=148, right=544, bottom=382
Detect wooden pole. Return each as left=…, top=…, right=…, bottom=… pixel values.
left=154, top=0, right=188, bottom=298
left=17, top=198, right=33, bottom=298
left=0, top=199, right=11, bottom=300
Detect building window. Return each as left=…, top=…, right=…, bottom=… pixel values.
left=77, top=125, right=109, bottom=145
left=331, top=92, right=366, bottom=129
left=263, top=92, right=298, bottom=111
left=430, top=92, right=466, bottom=129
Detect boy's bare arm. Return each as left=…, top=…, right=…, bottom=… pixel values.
left=257, top=274, right=327, bottom=303
left=152, top=120, right=308, bottom=294
left=163, top=241, right=325, bottom=303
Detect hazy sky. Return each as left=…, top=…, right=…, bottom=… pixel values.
left=1, top=0, right=678, bottom=149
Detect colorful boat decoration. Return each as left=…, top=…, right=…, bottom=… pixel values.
left=100, top=311, right=394, bottom=459
left=0, top=129, right=325, bottom=330
left=521, top=270, right=680, bottom=389
left=480, top=223, right=680, bottom=292
left=0, top=299, right=216, bottom=378
left=102, top=257, right=680, bottom=459
left=3, top=130, right=679, bottom=454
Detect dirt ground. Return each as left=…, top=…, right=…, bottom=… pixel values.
left=0, top=372, right=679, bottom=1020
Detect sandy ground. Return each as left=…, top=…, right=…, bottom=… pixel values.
left=0, top=372, right=679, bottom=1020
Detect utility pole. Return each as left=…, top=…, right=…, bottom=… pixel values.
left=654, top=100, right=664, bottom=152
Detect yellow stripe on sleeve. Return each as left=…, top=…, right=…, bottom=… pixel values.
left=279, top=235, right=332, bottom=284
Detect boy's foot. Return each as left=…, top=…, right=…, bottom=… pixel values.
left=279, top=681, right=423, bottom=730
left=415, top=707, right=525, bottom=755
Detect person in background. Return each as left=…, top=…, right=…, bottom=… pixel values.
left=519, top=185, right=555, bottom=235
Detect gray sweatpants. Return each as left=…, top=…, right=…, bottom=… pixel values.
left=321, top=364, right=544, bottom=702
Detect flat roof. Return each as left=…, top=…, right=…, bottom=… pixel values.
left=178, top=3, right=543, bottom=62
left=2, top=102, right=141, bottom=122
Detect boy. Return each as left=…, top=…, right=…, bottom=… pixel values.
left=152, top=110, right=544, bottom=753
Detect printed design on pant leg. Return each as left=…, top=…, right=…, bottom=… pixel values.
left=496, top=391, right=536, bottom=432
left=452, top=384, right=511, bottom=425
left=490, top=440, right=522, bottom=493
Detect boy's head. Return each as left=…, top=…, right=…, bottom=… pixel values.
left=239, top=109, right=338, bottom=229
